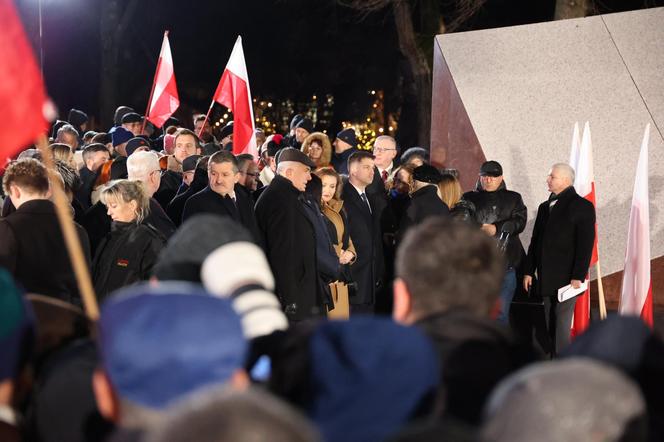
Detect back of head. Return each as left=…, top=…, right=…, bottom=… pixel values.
left=114, top=106, right=135, bottom=126
left=482, top=359, right=647, bottom=442
left=401, top=147, right=429, bottom=166
left=396, top=217, right=504, bottom=319
left=438, top=173, right=463, bottom=208
left=308, top=317, right=439, bottom=442
left=97, top=282, right=247, bottom=412
left=145, top=387, right=319, bottom=442
left=127, top=150, right=159, bottom=181
left=2, top=158, right=49, bottom=196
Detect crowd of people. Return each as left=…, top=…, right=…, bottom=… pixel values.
left=0, top=107, right=662, bottom=441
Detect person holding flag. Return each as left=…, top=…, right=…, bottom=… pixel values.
left=523, top=163, right=595, bottom=357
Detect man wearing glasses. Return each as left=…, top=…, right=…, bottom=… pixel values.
left=237, top=154, right=260, bottom=193
left=372, top=135, right=399, bottom=183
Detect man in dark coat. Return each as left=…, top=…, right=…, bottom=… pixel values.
left=399, top=164, right=449, bottom=236
left=255, top=148, right=323, bottom=321
left=463, top=160, right=527, bottom=323
left=341, top=150, right=385, bottom=313
left=330, top=128, right=358, bottom=175
left=182, top=151, right=260, bottom=241
left=524, top=163, right=595, bottom=356
left=166, top=159, right=208, bottom=227
left=0, top=159, right=90, bottom=306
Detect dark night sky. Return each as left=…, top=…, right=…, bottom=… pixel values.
left=15, top=0, right=663, bottom=132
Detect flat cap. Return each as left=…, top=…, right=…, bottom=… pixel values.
left=276, top=147, right=315, bottom=168
left=479, top=160, right=503, bottom=177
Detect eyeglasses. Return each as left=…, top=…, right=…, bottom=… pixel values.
left=373, top=147, right=396, bottom=154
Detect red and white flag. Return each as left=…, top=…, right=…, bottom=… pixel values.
left=0, top=0, right=51, bottom=168
left=145, top=31, right=180, bottom=128
left=569, top=122, right=599, bottom=337
left=619, top=124, right=653, bottom=327
left=212, top=36, right=257, bottom=157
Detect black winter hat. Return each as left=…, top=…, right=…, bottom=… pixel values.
left=125, top=137, right=151, bottom=157
left=113, top=106, right=135, bottom=126
left=336, top=128, right=357, bottom=148
left=413, top=164, right=443, bottom=184
left=68, top=109, right=88, bottom=127
left=289, top=114, right=304, bottom=131
left=479, top=160, right=503, bottom=177
left=295, top=118, right=314, bottom=134
left=121, top=112, right=142, bottom=124
left=219, top=121, right=234, bottom=139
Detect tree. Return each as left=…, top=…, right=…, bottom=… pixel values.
left=339, top=0, right=485, bottom=148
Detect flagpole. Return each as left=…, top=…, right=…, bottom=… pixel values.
left=142, top=30, right=168, bottom=134
left=198, top=100, right=215, bottom=139
left=595, top=260, right=607, bottom=319
left=35, top=135, right=99, bottom=320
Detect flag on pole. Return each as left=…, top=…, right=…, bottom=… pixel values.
left=145, top=31, right=180, bottom=128
left=570, top=122, right=599, bottom=336
left=0, top=0, right=51, bottom=168
left=568, top=122, right=581, bottom=168
left=212, top=36, right=257, bottom=157
left=619, top=124, right=653, bottom=327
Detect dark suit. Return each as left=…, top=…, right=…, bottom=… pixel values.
left=341, top=180, right=385, bottom=308
left=255, top=175, right=323, bottom=321
left=524, top=186, right=595, bottom=355
left=166, top=168, right=208, bottom=226
left=0, top=199, right=91, bottom=307
left=182, top=184, right=261, bottom=243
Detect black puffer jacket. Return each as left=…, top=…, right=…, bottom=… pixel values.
left=92, top=221, right=165, bottom=301
left=462, top=181, right=527, bottom=269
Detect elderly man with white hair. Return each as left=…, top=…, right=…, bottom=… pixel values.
left=523, top=162, right=595, bottom=357
left=127, top=151, right=176, bottom=239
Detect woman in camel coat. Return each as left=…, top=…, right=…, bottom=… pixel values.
left=315, top=167, right=356, bottom=319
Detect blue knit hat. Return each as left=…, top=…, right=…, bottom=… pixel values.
left=97, top=282, right=247, bottom=409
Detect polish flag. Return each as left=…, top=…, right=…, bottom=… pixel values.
left=569, top=122, right=599, bottom=337
left=0, top=0, right=52, bottom=169
left=212, top=36, right=257, bottom=157
left=145, top=31, right=180, bottom=128
left=619, top=124, right=653, bottom=327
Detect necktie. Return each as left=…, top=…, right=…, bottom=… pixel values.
left=381, top=170, right=388, bottom=183
left=360, top=192, right=372, bottom=214
left=224, top=194, right=240, bottom=220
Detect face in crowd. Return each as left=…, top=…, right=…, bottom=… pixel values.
left=307, top=141, right=323, bottom=162
left=321, top=175, right=338, bottom=203
left=286, top=163, right=312, bottom=192
left=209, top=161, right=239, bottom=197
left=239, top=162, right=260, bottom=191
left=351, top=157, right=375, bottom=187
left=105, top=196, right=138, bottom=223
left=480, top=174, right=503, bottom=192
left=174, top=134, right=199, bottom=164
left=372, top=139, right=397, bottom=169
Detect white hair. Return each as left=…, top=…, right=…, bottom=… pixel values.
left=276, top=161, right=298, bottom=176
left=127, top=151, right=159, bottom=182
left=373, top=135, right=396, bottom=147
left=552, top=163, right=575, bottom=184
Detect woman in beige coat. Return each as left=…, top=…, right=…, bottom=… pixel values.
left=315, top=167, right=355, bottom=319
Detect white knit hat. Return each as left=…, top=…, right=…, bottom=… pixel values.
left=201, top=242, right=288, bottom=339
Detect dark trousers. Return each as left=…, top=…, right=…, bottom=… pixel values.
left=543, top=294, right=577, bottom=357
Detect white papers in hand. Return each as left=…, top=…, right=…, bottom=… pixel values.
left=557, top=280, right=588, bottom=302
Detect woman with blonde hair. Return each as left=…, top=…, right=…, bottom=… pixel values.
left=301, top=132, right=332, bottom=168
left=314, top=167, right=356, bottom=319
left=92, top=179, right=165, bottom=300
left=438, top=173, right=476, bottom=224
left=50, top=143, right=77, bottom=170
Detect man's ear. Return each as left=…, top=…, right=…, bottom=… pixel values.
left=230, top=369, right=250, bottom=391
left=92, top=369, right=120, bottom=423
left=392, top=278, right=413, bottom=324
left=9, top=184, right=21, bottom=200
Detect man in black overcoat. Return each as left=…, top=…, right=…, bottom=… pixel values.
left=342, top=150, right=386, bottom=314
left=255, top=148, right=324, bottom=322
left=182, top=151, right=261, bottom=243
left=399, top=164, right=449, bottom=236
left=523, top=163, right=595, bottom=356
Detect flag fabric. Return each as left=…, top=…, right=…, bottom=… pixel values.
left=619, top=124, right=653, bottom=327
left=568, top=121, right=581, bottom=168
left=145, top=31, right=180, bottom=128
left=0, top=0, right=50, bottom=168
left=569, top=122, right=598, bottom=337
left=212, top=36, right=257, bottom=157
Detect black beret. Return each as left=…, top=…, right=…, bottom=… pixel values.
left=182, top=155, right=202, bottom=172
left=276, top=147, right=315, bottom=168
left=413, top=164, right=443, bottom=184
left=121, top=112, right=142, bottom=124
left=295, top=118, right=314, bottom=134
left=479, top=160, right=503, bottom=177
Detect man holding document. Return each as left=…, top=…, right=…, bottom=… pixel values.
left=523, top=163, right=595, bottom=356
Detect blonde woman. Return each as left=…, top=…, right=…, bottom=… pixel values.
left=92, top=179, right=165, bottom=300
left=315, top=167, right=356, bottom=319
left=301, top=132, right=332, bottom=168
left=438, top=174, right=476, bottom=224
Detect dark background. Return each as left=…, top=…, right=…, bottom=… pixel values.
left=15, top=0, right=663, bottom=140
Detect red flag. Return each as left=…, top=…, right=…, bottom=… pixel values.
left=620, top=124, right=652, bottom=327
left=212, top=36, right=257, bottom=157
left=569, top=122, right=598, bottom=337
left=145, top=31, right=180, bottom=128
left=0, top=0, right=50, bottom=168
